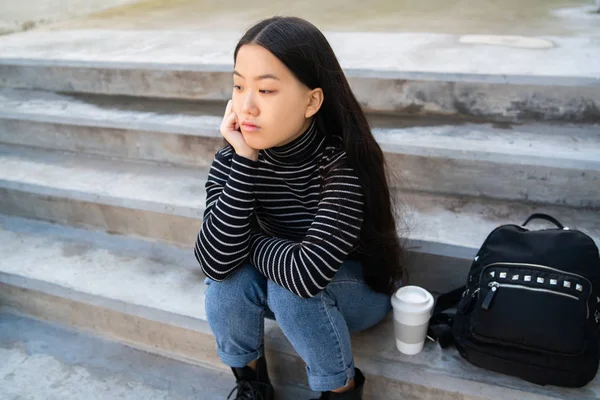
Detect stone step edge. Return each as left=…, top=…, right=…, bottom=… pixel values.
left=2, top=30, right=598, bottom=122
left=0, top=30, right=598, bottom=86
left=2, top=57, right=599, bottom=87
left=0, top=271, right=564, bottom=400
left=0, top=171, right=476, bottom=261
left=1, top=90, right=598, bottom=170
left=2, top=59, right=598, bottom=121
left=1, top=144, right=599, bottom=261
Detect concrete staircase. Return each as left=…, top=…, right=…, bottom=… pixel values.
left=0, top=30, right=599, bottom=399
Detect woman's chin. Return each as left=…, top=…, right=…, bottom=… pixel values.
left=242, top=137, right=268, bottom=151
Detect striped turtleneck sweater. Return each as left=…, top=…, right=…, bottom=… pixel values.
left=194, top=120, right=364, bottom=298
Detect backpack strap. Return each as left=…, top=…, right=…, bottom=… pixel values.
left=522, top=213, right=564, bottom=229
left=427, top=286, right=464, bottom=348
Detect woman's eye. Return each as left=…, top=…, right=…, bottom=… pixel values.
left=259, top=90, right=274, bottom=94
left=233, top=85, right=242, bottom=90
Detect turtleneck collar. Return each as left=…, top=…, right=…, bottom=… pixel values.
left=263, top=119, right=325, bottom=165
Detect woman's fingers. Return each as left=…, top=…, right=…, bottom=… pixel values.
left=219, top=100, right=257, bottom=160
left=222, top=100, right=240, bottom=134
left=223, top=99, right=232, bottom=118
left=223, top=108, right=236, bottom=131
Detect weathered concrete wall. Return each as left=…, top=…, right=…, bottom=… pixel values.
left=0, top=0, right=139, bottom=35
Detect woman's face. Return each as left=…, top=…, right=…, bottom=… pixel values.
left=232, top=44, right=321, bottom=150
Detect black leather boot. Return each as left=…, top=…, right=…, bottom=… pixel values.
left=228, top=357, right=275, bottom=400
left=313, top=368, right=366, bottom=400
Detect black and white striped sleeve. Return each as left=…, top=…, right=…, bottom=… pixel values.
left=194, top=146, right=259, bottom=281
left=248, top=165, right=364, bottom=298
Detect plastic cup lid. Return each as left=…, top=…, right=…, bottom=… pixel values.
left=392, top=285, right=434, bottom=314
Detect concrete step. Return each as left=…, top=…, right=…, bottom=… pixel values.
left=1, top=214, right=598, bottom=400
left=0, top=144, right=598, bottom=292
left=1, top=88, right=599, bottom=208
left=0, top=144, right=207, bottom=248
left=0, top=311, right=313, bottom=399
left=0, top=30, right=598, bottom=122
left=0, top=88, right=225, bottom=169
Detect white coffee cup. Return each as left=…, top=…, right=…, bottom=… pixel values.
left=391, top=285, right=434, bottom=355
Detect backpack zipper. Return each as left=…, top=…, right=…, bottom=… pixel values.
left=479, top=262, right=592, bottom=318
left=480, top=262, right=592, bottom=288
left=482, top=281, right=584, bottom=315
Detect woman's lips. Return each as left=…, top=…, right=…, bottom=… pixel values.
left=241, top=123, right=260, bottom=132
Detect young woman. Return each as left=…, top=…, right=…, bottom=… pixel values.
left=195, top=16, right=404, bottom=400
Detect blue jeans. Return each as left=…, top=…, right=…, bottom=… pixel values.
left=204, top=260, right=392, bottom=392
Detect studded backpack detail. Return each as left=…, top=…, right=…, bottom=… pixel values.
left=430, top=213, right=600, bottom=388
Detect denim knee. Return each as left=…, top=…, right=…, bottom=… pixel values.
left=267, top=281, right=317, bottom=321
left=205, top=263, right=267, bottom=320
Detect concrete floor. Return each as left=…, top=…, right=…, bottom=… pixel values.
left=0, top=311, right=311, bottom=399
left=1, top=0, right=599, bottom=37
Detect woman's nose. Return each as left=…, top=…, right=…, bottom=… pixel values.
left=241, top=93, right=259, bottom=116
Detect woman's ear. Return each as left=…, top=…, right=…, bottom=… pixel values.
left=305, top=88, right=324, bottom=118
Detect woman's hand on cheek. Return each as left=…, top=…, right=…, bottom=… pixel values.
left=221, top=100, right=259, bottom=162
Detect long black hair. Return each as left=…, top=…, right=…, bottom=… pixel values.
left=234, top=16, right=405, bottom=295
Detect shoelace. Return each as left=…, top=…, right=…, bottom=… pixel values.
left=227, top=380, right=270, bottom=400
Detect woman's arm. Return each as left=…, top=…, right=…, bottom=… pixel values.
left=248, top=164, right=364, bottom=298
left=194, top=146, right=259, bottom=281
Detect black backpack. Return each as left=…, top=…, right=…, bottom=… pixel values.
left=429, top=213, right=600, bottom=388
